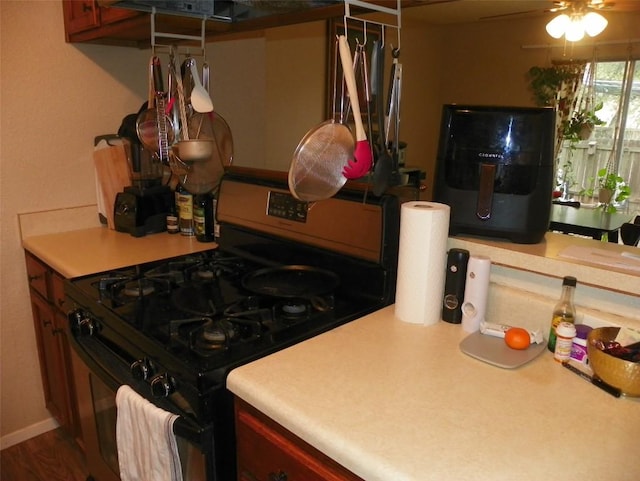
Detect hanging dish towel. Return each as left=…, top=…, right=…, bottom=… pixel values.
left=116, top=385, right=183, bottom=481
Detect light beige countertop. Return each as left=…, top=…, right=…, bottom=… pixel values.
left=449, top=232, right=639, bottom=296
left=227, top=305, right=640, bottom=481
left=22, top=227, right=215, bottom=278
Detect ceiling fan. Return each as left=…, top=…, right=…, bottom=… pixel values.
left=480, top=0, right=617, bottom=21
left=549, top=0, right=616, bottom=13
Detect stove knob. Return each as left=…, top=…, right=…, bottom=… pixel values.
left=131, top=358, right=155, bottom=381
left=68, top=309, right=97, bottom=336
left=150, top=373, right=176, bottom=398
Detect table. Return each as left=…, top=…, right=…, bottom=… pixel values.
left=549, top=204, right=632, bottom=241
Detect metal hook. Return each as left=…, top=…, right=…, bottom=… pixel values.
left=362, top=21, right=368, bottom=46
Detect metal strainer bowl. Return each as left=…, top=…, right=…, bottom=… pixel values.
left=288, top=120, right=353, bottom=202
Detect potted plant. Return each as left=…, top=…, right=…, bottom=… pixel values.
left=562, top=103, right=605, bottom=144
left=581, top=167, right=631, bottom=213
left=527, top=65, right=581, bottom=107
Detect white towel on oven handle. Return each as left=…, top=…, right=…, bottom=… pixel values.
left=116, top=384, right=183, bottom=481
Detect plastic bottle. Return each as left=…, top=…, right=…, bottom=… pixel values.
left=554, top=322, right=577, bottom=362
left=547, top=276, right=577, bottom=352
left=570, top=324, right=592, bottom=364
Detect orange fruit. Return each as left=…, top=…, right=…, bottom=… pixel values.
left=504, top=327, right=531, bottom=350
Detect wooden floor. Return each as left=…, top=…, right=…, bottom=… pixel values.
left=0, top=428, right=89, bottom=481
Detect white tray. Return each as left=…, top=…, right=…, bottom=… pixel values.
left=460, top=331, right=547, bottom=369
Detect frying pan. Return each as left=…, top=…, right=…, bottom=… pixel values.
left=242, top=265, right=339, bottom=299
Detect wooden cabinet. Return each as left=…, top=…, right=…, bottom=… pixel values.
left=235, top=399, right=363, bottom=481
left=25, top=252, right=81, bottom=446
left=62, top=0, right=147, bottom=47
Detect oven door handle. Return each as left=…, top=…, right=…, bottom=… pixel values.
left=69, top=332, right=212, bottom=449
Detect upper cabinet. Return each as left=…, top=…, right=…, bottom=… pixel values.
left=62, top=0, right=146, bottom=45
left=62, top=0, right=422, bottom=48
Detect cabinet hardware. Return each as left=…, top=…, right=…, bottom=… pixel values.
left=28, top=274, right=42, bottom=282
left=268, top=470, right=288, bottom=481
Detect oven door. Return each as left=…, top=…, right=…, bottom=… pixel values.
left=68, top=336, right=210, bottom=481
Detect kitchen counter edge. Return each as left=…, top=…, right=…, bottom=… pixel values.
left=22, top=226, right=215, bottom=278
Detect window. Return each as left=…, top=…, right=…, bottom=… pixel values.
left=558, top=59, right=640, bottom=213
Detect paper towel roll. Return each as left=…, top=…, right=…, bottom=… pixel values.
left=394, top=201, right=450, bottom=325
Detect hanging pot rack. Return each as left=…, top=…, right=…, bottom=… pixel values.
left=150, top=7, right=207, bottom=58
left=343, top=0, right=401, bottom=49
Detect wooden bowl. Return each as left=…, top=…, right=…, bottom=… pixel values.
left=587, top=327, right=640, bottom=397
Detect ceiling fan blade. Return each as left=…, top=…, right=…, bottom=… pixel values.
left=480, top=9, right=540, bottom=20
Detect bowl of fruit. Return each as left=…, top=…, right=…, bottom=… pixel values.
left=587, top=327, right=640, bottom=397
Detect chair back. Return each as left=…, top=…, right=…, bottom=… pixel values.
left=620, top=222, right=640, bottom=246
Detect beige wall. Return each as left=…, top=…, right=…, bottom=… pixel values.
left=1, top=0, right=149, bottom=445
left=1, top=1, right=639, bottom=446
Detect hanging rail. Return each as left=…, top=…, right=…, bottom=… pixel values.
left=344, top=0, right=401, bottom=48
left=150, top=7, right=206, bottom=57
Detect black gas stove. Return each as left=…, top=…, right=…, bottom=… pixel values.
left=64, top=169, right=400, bottom=481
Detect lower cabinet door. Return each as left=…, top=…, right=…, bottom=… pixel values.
left=235, top=399, right=363, bottom=481
left=30, top=292, right=72, bottom=431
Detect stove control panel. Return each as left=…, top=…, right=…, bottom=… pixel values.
left=267, top=191, right=308, bottom=223
left=217, top=179, right=384, bottom=262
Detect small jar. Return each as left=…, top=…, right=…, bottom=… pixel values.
left=570, top=324, right=592, bottom=364
left=554, top=322, right=577, bottom=362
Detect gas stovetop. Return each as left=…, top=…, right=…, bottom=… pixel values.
left=65, top=170, right=400, bottom=418
left=67, top=249, right=370, bottom=373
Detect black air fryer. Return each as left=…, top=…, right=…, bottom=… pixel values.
left=433, top=105, right=555, bottom=244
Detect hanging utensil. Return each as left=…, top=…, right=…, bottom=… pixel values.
left=372, top=41, right=392, bottom=196
left=187, top=60, right=234, bottom=168
left=385, top=47, right=400, bottom=149
left=339, top=35, right=372, bottom=180
left=173, top=59, right=227, bottom=194
left=287, top=36, right=353, bottom=202
left=360, top=43, right=376, bottom=179
left=189, top=58, right=213, bottom=113
left=136, top=56, right=175, bottom=155
left=153, top=58, right=171, bottom=165
left=387, top=49, right=403, bottom=177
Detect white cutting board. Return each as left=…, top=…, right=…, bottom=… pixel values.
left=460, top=331, right=546, bottom=369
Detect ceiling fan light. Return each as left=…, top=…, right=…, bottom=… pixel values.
left=583, top=11, right=608, bottom=37
left=546, top=14, right=570, bottom=38
left=565, top=16, right=585, bottom=41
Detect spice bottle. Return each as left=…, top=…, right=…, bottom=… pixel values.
left=554, top=322, right=577, bottom=362
left=547, top=276, right=577, bottom=352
